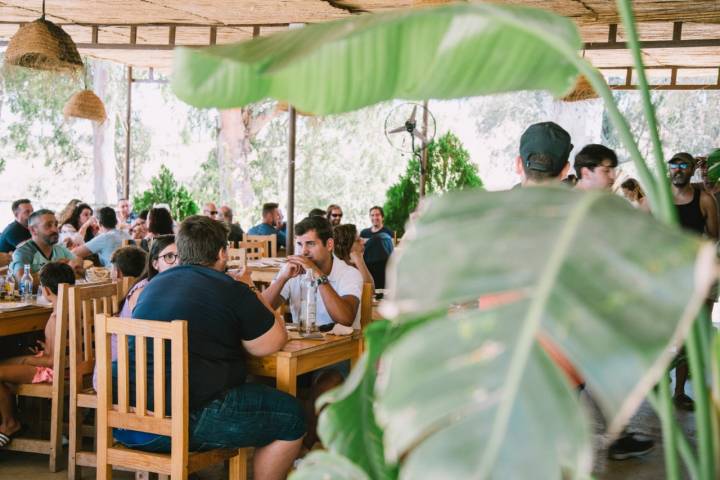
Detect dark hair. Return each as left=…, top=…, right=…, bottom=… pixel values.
left=111, top=246, right=147, bottom=278
left=309, top=208, right=327, bottom=217
left=29, top=209, right=55, bottom=227
left=369, top=206, right=384, bottom=217
left=11, top=198, right=31, bottom=214
left=147, top=235, right=176, bottom=279
left=138, top=209, right=149, bottom=221
left=333, top=224, right=357, bottom=262
left=295, top=216, right=333, bottom=246
left=574, top=144, right=618, bottom=179
left=522, top=153, right=565, bottom=181
left=67, top=203, right=93, bottom=230
left=262, top=202, right=279, bottom=217
left=98, top=206, right=118, bottom=229
left=148, top=207, right=174, bottom=235
left=177, top=216, right=228, bottom=266
left=39, top=262, right=75, bottom=295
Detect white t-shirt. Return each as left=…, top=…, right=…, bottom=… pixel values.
left=278, top=256, right=363, bottom=328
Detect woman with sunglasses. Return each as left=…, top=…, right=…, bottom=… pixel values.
left=92, top=235, right=178, bottom=390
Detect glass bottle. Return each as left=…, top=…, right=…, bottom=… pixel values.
left=300, top=270, right=317, bottom=334
left=20, top=264, right=33, bottom=302
left=5, top=269, right=16, bottom=298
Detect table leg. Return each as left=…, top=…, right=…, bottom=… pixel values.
left=350, top=339, right=362, bottom=369
left=276, top=357, right=298, bottom=396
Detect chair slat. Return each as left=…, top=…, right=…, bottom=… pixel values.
left=117, top=333, right=129, bottom=413
left=153, top=337, right=165, bottom=420
left=135, top=336, right=147, bottom=416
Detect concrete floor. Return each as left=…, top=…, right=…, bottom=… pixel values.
left=0, top=397, right=694, bottom=479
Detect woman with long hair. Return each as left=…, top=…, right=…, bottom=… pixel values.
left=333, top=224, right=375, bottom=290
left=146, top=207, right=174, bottom=238
left=60, top=202, right=97, bottom=248
left=621, top=178, right=650, bottom=212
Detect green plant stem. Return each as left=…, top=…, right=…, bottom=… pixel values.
left=687, top=314, right=716, bottom=479
left=649, top=387, right=698, bottom=480
left=476, top=192, right=599, bottom=479
left=654, top=379, right=682, bottom=480
left=615, top=0, right=675, bottom=225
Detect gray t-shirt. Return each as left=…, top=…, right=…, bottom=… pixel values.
left=85, top=229, right=130, bottom=267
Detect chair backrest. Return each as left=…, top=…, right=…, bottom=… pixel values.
left=239, top=242, right=265, bottom=260
left=96, top=315, right=188, bottom=475
left=227, top=248, right=247, bottom=268
left=68, top=282, right=119, bottom=388
left=360, top=282, right=374, bottom=329
left=244, top=234, right=276, bottom=258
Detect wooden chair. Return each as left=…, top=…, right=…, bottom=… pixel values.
left=360, top=282, right=374, bottom=330
left=239, top=242, right=265, bottom=261
left=226, top=248, right=247, bottom=269
left=95, top=315, right=247, bottom=479
left=67, top=282, right=120, bottom=480
left=6, top=284, right=71, bottom=471
left=244, top=234, right=277, bottom=258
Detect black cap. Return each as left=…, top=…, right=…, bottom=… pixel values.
left=520, top=122, right=573, bottom=173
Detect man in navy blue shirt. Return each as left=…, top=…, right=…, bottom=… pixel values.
left=115, top=215, right=304, bottom=479
left=247, top=202, right=287, bottom=247
left=0, top=198, right=33, bottom=253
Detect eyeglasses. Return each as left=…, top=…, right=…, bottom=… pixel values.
left=205, top=210, right=218, bottom=216
left=158, top=252, right=178, bottom=264
left=669, top=162, right=690, bottom=170
left=331, top=213, right=343, bottom=218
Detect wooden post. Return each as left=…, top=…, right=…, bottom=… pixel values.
left=287, top=106, right=296, bottom=254
left=124, top=66, right=132, bottom=199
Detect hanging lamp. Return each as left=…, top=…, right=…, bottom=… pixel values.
left=64, top=65, right=107, bottom=123
left=5, top=0, right=84, bottom=73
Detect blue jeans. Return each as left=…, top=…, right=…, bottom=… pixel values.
left=114, top=383, right=306, bottom=453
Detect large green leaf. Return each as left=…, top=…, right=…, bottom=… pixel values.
left=315, top=320, right=398, bottom=480
left=381, top=187, right=715, bottom=450
left=375, top=303, right=592, bottom=479
left=289, top=451, right=369, bottom=480
left=171, top=4, right=581, bottom=114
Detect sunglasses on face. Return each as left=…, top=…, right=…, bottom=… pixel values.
left=331, top=213, right=343, bottom=218
left=205, top=210, right=218, bottom=215
left=669, top=162, right=690, bottom=170
left=157, top=252, right=178, bottom=264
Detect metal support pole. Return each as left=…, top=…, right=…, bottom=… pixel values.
left=287, top=106, right=297, bottom=254
left=419, top=99, right=429, bottom=198
left=124, top=66, right=132, bottom=199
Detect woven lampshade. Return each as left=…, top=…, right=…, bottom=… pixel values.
left=5, top=18, right=84, bottom=73
left=561, top=76, right=599, bottom=102
left=63, top=89, right=107, bottom=123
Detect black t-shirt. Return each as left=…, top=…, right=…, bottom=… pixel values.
left=360, top=226, right=394, bottom=240
left=0, top=220, right=30, bottom=252
left=127, top=264, right=275, bottom=412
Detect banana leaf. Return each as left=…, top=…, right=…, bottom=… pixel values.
left=289, top=451, right=369, bottom=480
left=172, top=3, right=582, bottom=114
left=375, top=187, right=715, bottom=477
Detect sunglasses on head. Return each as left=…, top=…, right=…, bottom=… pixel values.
left=669, top=162, right=690, bottom=170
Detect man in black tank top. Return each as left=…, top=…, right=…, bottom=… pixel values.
left=669, top=152, right=718, bottom=411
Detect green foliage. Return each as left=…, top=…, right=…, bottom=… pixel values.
left=132, top=165, right=198, bottom=220
left=383, top=132, right=482, bottom=235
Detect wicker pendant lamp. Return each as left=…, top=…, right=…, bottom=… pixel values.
left=4, top=0, right=84, bottom=73
left=63, top=89, right=107, bottom=123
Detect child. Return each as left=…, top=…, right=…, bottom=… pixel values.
left=0, top=262, right=75, bottom=447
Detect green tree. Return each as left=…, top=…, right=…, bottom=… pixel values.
left=383, top=132, right=482, bottom=235
left=133, top=165, right=198, bottom=220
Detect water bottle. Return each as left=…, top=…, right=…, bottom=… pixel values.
left=5, top=269, right=16, bottom=298
left=300, top=270, right=317, bottom=334
left=20, top=264, right=33, bottom=302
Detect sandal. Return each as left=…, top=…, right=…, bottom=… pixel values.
left=0, top=423, right=25, bottom=448
left=673, top=393, right=695, bottom=411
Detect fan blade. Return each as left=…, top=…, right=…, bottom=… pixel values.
left=408, top=105, right=418, bottom=123
left=388, top=125, right=406, bottom=134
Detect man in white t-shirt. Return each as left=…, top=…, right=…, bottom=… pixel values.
left=263, top=216, right=362, bottom=329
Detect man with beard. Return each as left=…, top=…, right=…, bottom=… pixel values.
left=668, top=152, right=718, bottom=410
left=10, top=209, right=78, bottom=280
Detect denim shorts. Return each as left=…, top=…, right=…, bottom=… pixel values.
left=114, top=383, right=306, bottom=453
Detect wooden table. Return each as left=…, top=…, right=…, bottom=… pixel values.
left=0, top=304, right=53, bottom=336
left=247, top=330, right=363, bottom=396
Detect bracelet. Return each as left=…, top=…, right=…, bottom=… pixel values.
left=316, top=275, right=329, bottom=286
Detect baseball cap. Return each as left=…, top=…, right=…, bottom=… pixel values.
left=519, top=122, right=573, bottom=173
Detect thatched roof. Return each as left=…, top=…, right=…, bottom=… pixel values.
left=1, top=1, right=720, bottom=87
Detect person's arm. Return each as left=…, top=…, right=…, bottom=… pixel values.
left=42, top=312, right=57, bottom=363
left=72, top=244, right=92, bottom=259
left=701, top=191, right=719, bottom=240
left=318, top=286, right=359, bottom=327
left=261, top=261, right=302, bottom=309
left=349, top=239, right=375, bottom=290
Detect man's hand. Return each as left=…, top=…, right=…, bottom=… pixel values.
left=349, top=239, right=364, bottom=263
left=68, top=258, right=85, bottom=277
left=227, top=266, right=254, bottom=288
left=286, top=256, right=319, bottom=277
left=0, top=252, right=11, bottom=267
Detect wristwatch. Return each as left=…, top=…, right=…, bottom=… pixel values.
left=316, top=275, right=330, bottom=286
